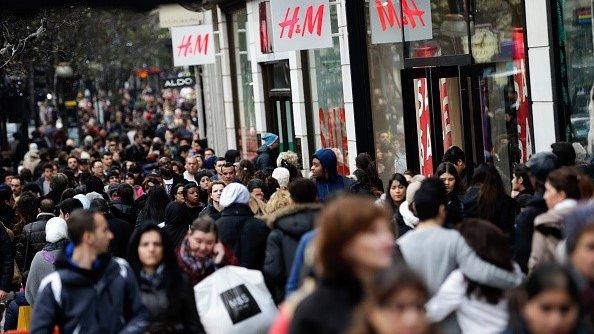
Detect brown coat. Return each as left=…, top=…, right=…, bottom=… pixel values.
left=528, top=206, right=574, bottom=271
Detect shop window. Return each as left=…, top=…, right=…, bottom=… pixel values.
left=309, top=1, right=350, bottom=175
left=230, top=8, right=258, bottom=160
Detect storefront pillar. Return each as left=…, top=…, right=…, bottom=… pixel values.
left=218, top=7, right=238, bottom=150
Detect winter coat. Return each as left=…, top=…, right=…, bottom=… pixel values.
left=162, top=202, right=190, bottom=249
left=462, top=186, right=517, bottom=237
left=30, top=247, right=149, bottom=334
left=110, top=201, right=137, bottom=227
left=290, top=276, right=363, bottom=334
left=393, top=203, right=413, bottom=237
left=254, top=145, right=278, bottom=173
left=445, top=193, right=464, bottom=229
left=16, top=213, right=55, bottom=272
left=106, top=214, right=132, bottom=259
left=199, top=203, right=222, bottom=221
left=399, top=200, right=419, bottom=231
left=0, top=223, right=14, bottom=291
left=528, top=200, right=577, bottom=271
left=216, top=203, right=270, bottom=270
left=25, top=240, right=66, bottom=307
left=138, top=271, right=204, bottom=333
left=264, top=203, right=321, bottom=302
left=514, top=195, right=548, bottom=273
left=515, top=190, right=534, bottom=213
left=312, top=149, right=355, bottom=202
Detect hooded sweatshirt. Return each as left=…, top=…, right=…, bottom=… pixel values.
left=312, top=149, right=354, bottom=202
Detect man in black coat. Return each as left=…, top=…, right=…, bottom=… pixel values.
left=90, top=198, right=132, bottom=259
left=264, top=179, right=320, bottom=302
left=253, top=133, right=279, bottom=173
left=0, top=221, right=14, bottom=302
left=15, top=198, right=55, bottom=273
left=216, top=183, right=269, bottom=270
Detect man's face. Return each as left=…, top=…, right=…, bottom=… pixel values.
left=185, top=157, right=198, bottom=174
left=215, top=161, right=226, bottom=176
left=186, top=187, right=200, bottom=206
left=79, top=161, right=90, bottom=172
left=4, top=175, right=13, bottom=185
left=92, top=162, right=104, bottom=178
left=102, top=154, right=113, bottom=167
left=43, top=168, right=53, bottom=180
left=109, top=176, right=120, bottom=185
left=108, top=141, right=118, bottom=152
left=221, top=166, right=236, bottom=184
left=310, top=158, right=324, bottom=179
left=10, top=179, right=22, bottom=196
left=204, top=150, right=214, bottom=160
left=68, top=158, right=78, bottom=171
left=90, top=213, right=113, bottom=254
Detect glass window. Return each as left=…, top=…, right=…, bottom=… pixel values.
left=562, top=0, right=594, bottom=156
left=309, top=1, right=350, bottom=175
left=230, top=8, right=258, bottom=160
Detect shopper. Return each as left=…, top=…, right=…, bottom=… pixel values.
left=254, top=132, right=280, bottom=173
left=310, top=148, right=354, bottom=202
left=31, top=209, right=148, bottom=334
left=199, top=181, right=225, bottom=221
left=436, top=162, right=464, bottom=228
left=290, top=195, right=395, bottom=334
left=127, top=224, right=204, bottom=333
left=383, top=173, right=409, bottom=237
left=511, top=163, right=535, bottom=211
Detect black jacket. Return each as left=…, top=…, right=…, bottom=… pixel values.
left=106, top=214, right=132, bottom=259
left=125, top=144, right=146, bottom=163
left=290, top=277, right=363, bottom=334
left=139, top=272, right=204, bottom=334
left=216, top=203, right=270, bottom=270
left=110, top=201, right=137, bottom=227
left=253, top=145, right=278, bottom=173
left=30, top=249, right=149, bottom=334
left=514, top=194, right=548, bottom=273
left=199, top=203, right=221, bottom=221
left=264, top=203, right=320, bottom=302
left=0, top=224, right=14, bottom=291
left=444, top=193, right=464, bottom=229
left=16, top=213, right=55, bottom=272
left=462, top=186, right=517, bottom=237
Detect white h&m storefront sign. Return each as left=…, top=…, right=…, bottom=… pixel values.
left=370, top=0, right=433, bottom=45
left=170, top=25, right=216, bottom=67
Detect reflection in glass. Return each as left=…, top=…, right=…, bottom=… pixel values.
left=438, top=78, right=464, bottom=151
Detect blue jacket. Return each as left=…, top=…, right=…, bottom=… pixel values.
left=30, top=244, right=148, bottom=334
left=285, top=229, right=317, bottom=297
left=312, top=149, right=354, bottom=202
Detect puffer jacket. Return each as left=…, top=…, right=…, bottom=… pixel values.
left=16, top=213, right=55, bottom=272
left=514, top=194, right=548, bottom=273
left=264, top=203, right=321, bottom=302
left=528, top=200, right=577, bottom=271
left=217, top=203, right=270, bottom=270
left=30, top=246, right=148, bottom=334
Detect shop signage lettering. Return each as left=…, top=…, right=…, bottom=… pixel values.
left=270, top=0, right=333, bottom=52
left=170, top=25, right=216, bottom=67
left=370, top=0, right=433, bottom=45
left=162, top=76, right=195, bottom=89
left=417, top=78, right=433, bottom=176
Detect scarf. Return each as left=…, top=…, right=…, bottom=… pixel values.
left=140, top=264, right=165, bottom=289
left=178, top=237, right=214, bottom=275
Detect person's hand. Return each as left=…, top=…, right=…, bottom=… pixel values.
left=213, top=242, right=226, bottom=264
left=0, top=290, right=8, bottom=301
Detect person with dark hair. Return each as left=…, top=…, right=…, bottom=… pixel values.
left=22, top=182, right=42, bottom=197
left=351, top=153, right=384, bottom=198
left=264, top=178, right=321, bottom=303
left=199, top=181, right=225, bottom=221
left=15, top=198, right=55, bottom=275
left=254, top=133, right=280, bottom=173
left=462, top=163, right=517, bottom=239
left=135, top=185, right=170, bottom=230
left=503, top=263, right=589, bottom=333
left=347, top=266, right=433, bottom=334
left=196, top=170, right=214, bottom=192
left=58, top=198, right=84, bottom=221
left=512, top=163, right=535, bottom=211
left=514, top=152, right=558, bottom=273
left=47, top=173, right=69, bottom=206
left=127, top=223, right=204, bottom=333
left=436, top=162, right=464, bottom=228
left=290, top=195, right=394, bottom=334
left=90, top=198, right=132, bottom=259
left=171, top=183, right=186, bottom=204
left=125, top=132, right=146, bottom=163
left=210, top=157, right=227, bottom=181
left=397, top=178, right=522, bottom=297
left=162, top=201, right=189, bottom=249
left=224, top=149, right=241, bottom=164
left=36, top=163, right=53, bottom=196
left=9, top=175, right=23, bottom=202
left=31, top=210, right=149, bottom=333
left=176, top=217, right=237, bottom=286
left=220, top=163, right=239, bottom=185
left=310, top=148, right=355, bottom=202
left=551, top=142, right=577, bottom=167
left=157, top=157, right=186, bottom=197
left=384, top=173, right=410, bottom=237
left=183, top=183, right=205, bottom=222
left=109, top=183, right=137, bottom=226
left=237, top=159, right=255, bottom=186
left=442, top=146, right=466, bottom=180
left=528, top=167, right=592, bottom=271
left=426, top=219, right=518, bottom=333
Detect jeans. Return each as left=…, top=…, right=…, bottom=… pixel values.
left=3, top=291, right=28, bottom=331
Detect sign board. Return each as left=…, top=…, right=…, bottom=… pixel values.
left=158, top=4, right=202, bottom=28
left=170, top=25, right=216, bottom=67
left=162, top=76, right=196, bottom=89
left=370, top=0, right=433, bottom=45
left=269, top=0, right=333, bottom=52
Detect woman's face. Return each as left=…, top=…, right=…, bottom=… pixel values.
left=369, top=287, right=430, bottom=334
left=187, top=230, right=217, bottom=259
left=570, top=230, right=594, bottom=282
left=251, top=188, right=265, bottom=202
left=439, top=172, right=456, bottom=194
left=344, top=218, right=395, bottom=273
left=199, top=176, right=212, bottom=191
left=390, top=180, right=407, bottom=203
left=175, top=186, right=185, bottom=203
left=544, top=181, right=566, bottom=210
left=124, top=177, right=135, bottom=186
left=211, top=184, right=224, bottom=203
left=523, top=289, right=579, bottom=334
left=138, top=230, right=164, bottom=270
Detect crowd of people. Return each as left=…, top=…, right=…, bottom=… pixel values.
left=0, top=99, right=592, bottom=334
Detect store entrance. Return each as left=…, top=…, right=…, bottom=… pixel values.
left=262, top=61, right=295, bottom=152
left=402, top=66, right=475, bottom=176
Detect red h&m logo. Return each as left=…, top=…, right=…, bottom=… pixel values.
left=375, top=0, right=426, bottom=32
left=177, top=33, right=210, bottom=57
left=279, top=4, right=325, bottom=39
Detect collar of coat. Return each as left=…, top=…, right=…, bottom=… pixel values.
left=264, top=203, right=322, bottom=227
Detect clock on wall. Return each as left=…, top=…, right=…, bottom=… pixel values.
left=471, top=27, right=499, bottom=63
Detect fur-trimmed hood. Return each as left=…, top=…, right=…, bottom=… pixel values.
left=265, top=203, right=322, bottom=231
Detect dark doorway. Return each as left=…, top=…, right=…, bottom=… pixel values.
left=262, top=61, right=295, bottom=152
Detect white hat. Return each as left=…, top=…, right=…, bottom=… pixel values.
left=80, top=151, right=91, bottom=160
left=219, top=183, right=250, bottom=208
left=272, top=167, right=290, bottom=188
left=74, top=194, right=90, bottom=210
left=45, top=217, right=68, bottom=243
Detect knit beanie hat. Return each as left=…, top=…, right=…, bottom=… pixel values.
left=272, top=167, right=291, bottom=188
left=262, top=133, right=279, bottom=147
left=74, top=194, right=90, bottom=210
left=45, top=217, right=68, bottom=243
left=219, top=183, right=250, bottom=208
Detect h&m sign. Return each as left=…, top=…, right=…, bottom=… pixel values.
left=370, top=0, right=433, bottom=45
left=170, top=25, right=216, bottom=67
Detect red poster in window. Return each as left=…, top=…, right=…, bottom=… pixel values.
left=417, top=78, right=433, bottom=176
left=514, top=59, right=531, bottom=163
left=319, top=107, right=350, bottom=175
left=440, top=78, right=453, bottom=150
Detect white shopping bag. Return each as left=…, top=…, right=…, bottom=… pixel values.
left=194, top=266, right=278, bottom=334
